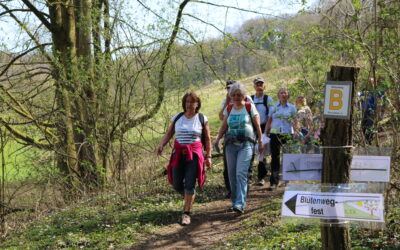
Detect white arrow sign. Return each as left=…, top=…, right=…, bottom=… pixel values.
left=282, top=191, right=384, bottom=222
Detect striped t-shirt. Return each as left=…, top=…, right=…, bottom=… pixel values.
left=171, top=113, right=208, bottom=145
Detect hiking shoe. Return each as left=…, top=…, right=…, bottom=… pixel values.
left=255, top=179, right=265, bottom=186
left=181, top=214, right=191, bottom=225
left=267, top=184, right=277, bottom=191
left=233, top=206, right=244, bottom=215
left=279, top=181, right=288, bottom=187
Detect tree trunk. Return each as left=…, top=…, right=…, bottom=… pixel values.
left=320, top=65, right=359, bottom=250
left=49, top=0, right=80, bottom=195
left=49, top=0, right=101, bottom=194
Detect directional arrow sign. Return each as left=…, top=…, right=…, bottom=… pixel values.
left=282, top=191, right=384, bottom=222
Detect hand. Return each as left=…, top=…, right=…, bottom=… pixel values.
left=205, top=158, right=212, bottom=169
left=157, top=145, right=163, bottom=156
left=258, top=142, right=264, bottom=154
left=213, top=141, right=220, bottom=153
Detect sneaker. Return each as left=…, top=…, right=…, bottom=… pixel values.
left=279, top=181, right=288, bottom=187
left=255, top=179, right=265, bottom=186
left=181, top=214, right=191, bottom=225
left=233, top=206, right=244, bottom=214
left=227, top=206, right=234, bottom=212
left=266, top=184, right=277, bottom=191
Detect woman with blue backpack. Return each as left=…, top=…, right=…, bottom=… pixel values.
left=214, top=83, right=263, bottom=214
left=157, top=92, right=212, bottom=226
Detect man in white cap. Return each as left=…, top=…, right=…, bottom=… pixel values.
left=251, top=77, right=274, bottom=186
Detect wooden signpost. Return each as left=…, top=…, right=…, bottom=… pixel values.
left=320, top=66, right=359, bottom=250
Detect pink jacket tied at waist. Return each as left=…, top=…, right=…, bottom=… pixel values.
left=167, top=140, right=205, bottom=189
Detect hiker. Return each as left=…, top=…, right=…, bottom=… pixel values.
left=295, top=96, right=313, bottom=145
left=214, top=82, right=263, bottom=214
left=219, top=80, right=254, bottom=198
left=265, top=87, right=298, bottom=191
left=251, top=77, right=274, bottom=186
left=311, top=104, right=323, bottom=145
left=157, top=92, right=212, bottom=226
left=359, top=78, right=384, bottom=145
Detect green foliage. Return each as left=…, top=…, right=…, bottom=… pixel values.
left=0, top=195, right=182, bottom=249
left=218, top=198, right=322, bottom=249
left=0, top=142, right=53, bottom=181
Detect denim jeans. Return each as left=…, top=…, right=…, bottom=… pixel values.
left=225, top=141, right=254, bottom=208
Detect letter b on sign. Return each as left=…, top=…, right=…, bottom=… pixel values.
left=324, top=81, right=352, bottom=119
left=329, top=89, right=343, bottom=110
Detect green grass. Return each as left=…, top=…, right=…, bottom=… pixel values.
left=0, top=142, right=50, bottom=181
left=217, top=197, right=400, bottom=249
left=0, top=157, right=229, bottom=249
left=217, top=198, right=322, bottom=249
left=1, top=193, right=182, bottom=249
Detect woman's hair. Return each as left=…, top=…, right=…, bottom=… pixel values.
left=277, top=86, right=290, bottom=99
left=182, top=92, right=201, bottom=113
left=229, top=82, right=247, bottom=98
left=296, top=96, right=307, bottom=106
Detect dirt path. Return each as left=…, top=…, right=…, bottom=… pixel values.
left=134, top=185, right=283, bottom=249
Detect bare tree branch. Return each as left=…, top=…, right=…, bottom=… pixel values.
left=193, top=0, right=282, bottom=19
left=120, top=0, right=191, bottom=133
left=21, top=0, right=54, bottom=32
left=0, top=117, right=52, bottom=149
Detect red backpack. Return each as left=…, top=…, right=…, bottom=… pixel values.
left=227, top=102, right=252, bottom=116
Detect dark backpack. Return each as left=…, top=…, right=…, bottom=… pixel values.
left=251, top=94, right=269, bottom=123
left=226, top=102, right=258, bottom=141
left=172, top=112, right=206, bottom=149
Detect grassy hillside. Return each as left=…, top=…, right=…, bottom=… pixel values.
left=1, top=68, right=399, bottom=249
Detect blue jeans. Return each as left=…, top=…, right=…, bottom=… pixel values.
left=225, top=142, right=254, bottom=208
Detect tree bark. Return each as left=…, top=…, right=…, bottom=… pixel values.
left=320, top=65, right=359, bottom=250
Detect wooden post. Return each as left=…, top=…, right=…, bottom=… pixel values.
left=320, top=65, right=359, bottom=250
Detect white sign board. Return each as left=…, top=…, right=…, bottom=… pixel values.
left=324, top=81, right=352, bottom=119
left=283, top=154, right=322, bottom=181
left=351, top=155, right=391, bottom=182
left=282, top=154, right=390, bottom=182
left=282, top=191, right=384, bottom=222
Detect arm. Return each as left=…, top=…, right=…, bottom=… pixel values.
left=219, top=96, right=230, bottom=120
left=293, top=116, right=299, bottom=137
left=252, top=114, right=263, bottom=144
left=204, top=122, right=212, bottom=168
left=157, top=121, right=175, bottom=155
left=252, top=114, right=264, bottom=153
left=292, top=107, right=300, bottom=137
left=265, top=116, right=272, bottom=136
left=214, top=116, right=228, bottom=145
